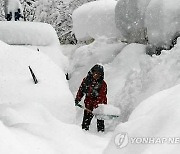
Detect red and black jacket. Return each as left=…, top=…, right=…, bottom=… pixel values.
left=75, top=64, right=107, bottom=111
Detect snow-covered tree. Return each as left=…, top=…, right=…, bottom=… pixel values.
left=0, top=0, right=97, bottom=44
left=115, top=0, right=150, bottom=44
left=20, top=0, right=36, bottom=21
left=0, top=0, right=5, bottom=21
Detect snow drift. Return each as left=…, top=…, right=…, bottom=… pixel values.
left=104, top=83, right=180, bottom=154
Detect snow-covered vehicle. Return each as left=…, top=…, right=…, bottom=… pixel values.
left=0, top=21, right=75, bottom=123
left=0, top=21, right=68, bottom=70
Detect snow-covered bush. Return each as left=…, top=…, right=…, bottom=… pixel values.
left=115, top=0, right=180, bottom=51
left=115, top=0, right=150, bottom=44
left=72, top=0, right=121, bottom=41
left=145, top=0, right=180, bottom=49
left=0, top=0, right=5, bottom=21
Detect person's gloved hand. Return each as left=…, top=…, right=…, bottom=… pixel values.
left=75, top=100, right=80, bottom=106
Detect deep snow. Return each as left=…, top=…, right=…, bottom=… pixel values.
left=1, top=0, right=180, bottom=153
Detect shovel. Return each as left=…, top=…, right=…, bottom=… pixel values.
left=76, top=104, right=119, bottom=120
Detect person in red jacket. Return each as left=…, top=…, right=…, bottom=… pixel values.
left=75, top=64, right=107, bottom=132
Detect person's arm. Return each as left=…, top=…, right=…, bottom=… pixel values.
left=75, top=78, right=86, bottom=103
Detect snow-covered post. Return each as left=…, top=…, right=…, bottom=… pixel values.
left=4, top=0, right=23, bottom=21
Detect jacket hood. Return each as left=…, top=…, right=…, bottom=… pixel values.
left=88, top=64, right=104, bottom=81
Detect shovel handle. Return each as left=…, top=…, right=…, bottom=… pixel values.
left=76, top=104, right=92, bottom=113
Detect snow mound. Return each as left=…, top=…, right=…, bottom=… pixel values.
left=104, top=84, right=180, bottom=154
left=72, top=0, right=121, bottom=41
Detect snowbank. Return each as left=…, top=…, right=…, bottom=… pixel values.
left=72, top=0, right=121, bottom=41
left=0, top=101, right=109, bottom=154
left=104, top=84, right=180, bottom=154
left=0, top=21, right=69, bottom=71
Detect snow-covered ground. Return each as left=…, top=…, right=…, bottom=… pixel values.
left=1, top=0, right=180, bottom=153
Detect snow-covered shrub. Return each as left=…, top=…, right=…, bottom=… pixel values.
left=72, top=0, right=121, bottom=41
left=145, top=0, right=180, bottom=49
left=115, top=0, right=180, bottom=52
left=115, top=0, right=150, bottom=44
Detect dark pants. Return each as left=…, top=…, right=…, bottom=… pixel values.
left=82, top=110, right=105, bottom=132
